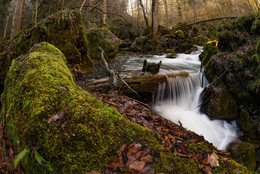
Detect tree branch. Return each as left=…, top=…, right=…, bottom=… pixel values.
left=72, top=5, right=127, bottom=23
left=171, top=16, right=238, bottom=30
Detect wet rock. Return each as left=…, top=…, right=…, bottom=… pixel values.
left=201, top=86, right=238, bottom=121
left=142, top=59, right=162, bottom=74
left=228, top=142, right=256, bottom=171
left=175, top=43, right=198, bottom=54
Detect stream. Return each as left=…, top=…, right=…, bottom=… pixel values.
left=113, top=47, right=239, bottom=150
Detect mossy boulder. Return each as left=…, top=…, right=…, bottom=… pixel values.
left=0, top=10, right=93, bottom=94
left=1, top=42, right=160, bottom=173
left=86, top=27, right=121, bottom=60
left=228, top=142, right=256, bottom=171
left=175, top=43, right=198, bottom=54
left=201, top=86, right=238, bottom=121
left=199, top=41, right=219, bottom=66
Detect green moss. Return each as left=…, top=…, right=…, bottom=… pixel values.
left=1, top=42, right=160, bottom=173
left=174, top=30, right=185, bottom=38
left=251, top=16, right=260, bottom=34
left=86, top=27, right=121, bottom=60
left=213, top=155, right=250, bottom=174
left=176, top=43, right=197, bottom=54
left=199, top=41, right=219, bottom=66
left=153, top=151, right=202, bottom=173
left=229, top=142, right=256, bottom=171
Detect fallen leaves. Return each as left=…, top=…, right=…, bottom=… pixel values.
left=103, top=143, right=154, bottom=174
left=0, top=122, right=23, bottom=174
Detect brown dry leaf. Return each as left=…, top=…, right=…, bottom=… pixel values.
left=47, top=114, right=59, bottom=124
left=141, top=165, right=155, bottom=174
left=140, top=155, right=153, bottom=163
left=129, top=161, right=146, bottom=172
left=207, top=153, right=219, bottom=168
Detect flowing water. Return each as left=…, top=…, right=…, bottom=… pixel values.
left=114, top=47, right=239, bottom=150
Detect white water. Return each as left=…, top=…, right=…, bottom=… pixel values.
left=151, top=47, right=239, bottom=150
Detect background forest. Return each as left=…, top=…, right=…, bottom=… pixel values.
left=0, top=0, right=259, bottom=42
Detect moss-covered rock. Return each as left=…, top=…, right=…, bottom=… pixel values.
left=228, top=142, right=256, bottom=171
left=1, top=42, right=159, bottom=173
left=203, top=14, right=260, bottom=148
left=199, top=41, right=219, bottom=66
left=0, top=10, right=94, bottom=94
left=201, top=86, right=238, bottom=121
left=86, top=27, right=121, bottom=61
left=175, top=43, right=198, bottom=54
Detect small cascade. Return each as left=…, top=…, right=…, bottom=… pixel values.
left=154, top=72, right=205, bottom=109
left=153, top=59, right=239, bottom=151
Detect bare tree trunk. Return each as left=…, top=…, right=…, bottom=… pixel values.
left=103, top=0, right=107, bottom=25
left=11, top=0, right=25, bottom=38
left=152, top=0, right=158, bottom=37
left=139, top=0, right=150, bottom=33
left=3, top=0, right=15, bottom=39
left=80, top=0, right=87, bottom=12
left=34, top=0, right=38, bottom=24
left=163, top=0, right=169, bottom=28
left=176, top=0, right=182, bottom=22
left=252, top=0, right=260, bottom=12
left=192, top=0, right=196, bottom=22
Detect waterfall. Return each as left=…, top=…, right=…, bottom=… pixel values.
left=152, top=56, right=239, bottom=151
left=114, top=47, right=239, bottom=150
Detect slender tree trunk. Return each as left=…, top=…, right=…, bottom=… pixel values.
left=34, top=0, right=38, bottom=24
left=152, top=0, right=158, bottom=37
left=103, top=0, right=107, bottom=25
left=252, top=0, right=260, bottom=12
left=139, top=0, right=150, bottom=33
left=3, top=0, right=15, bottom=39
left=192, top=0, right=196, bottom=22
left=80, top=0, right=87, bottom=12
left=163, top=0, right=169, bottom=28
left=176, top=0, right=182, bottom=22
left=11, top=0, right=25, bottom=38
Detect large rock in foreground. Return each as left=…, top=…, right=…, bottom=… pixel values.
left=1, top=42, right=158, bottom=173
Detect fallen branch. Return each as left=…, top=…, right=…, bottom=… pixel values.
left=99, top=47, right=137, bottom=94
left=109, top=66, right=138, bottom=95
left=171, top=16, right=238, bottom=30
